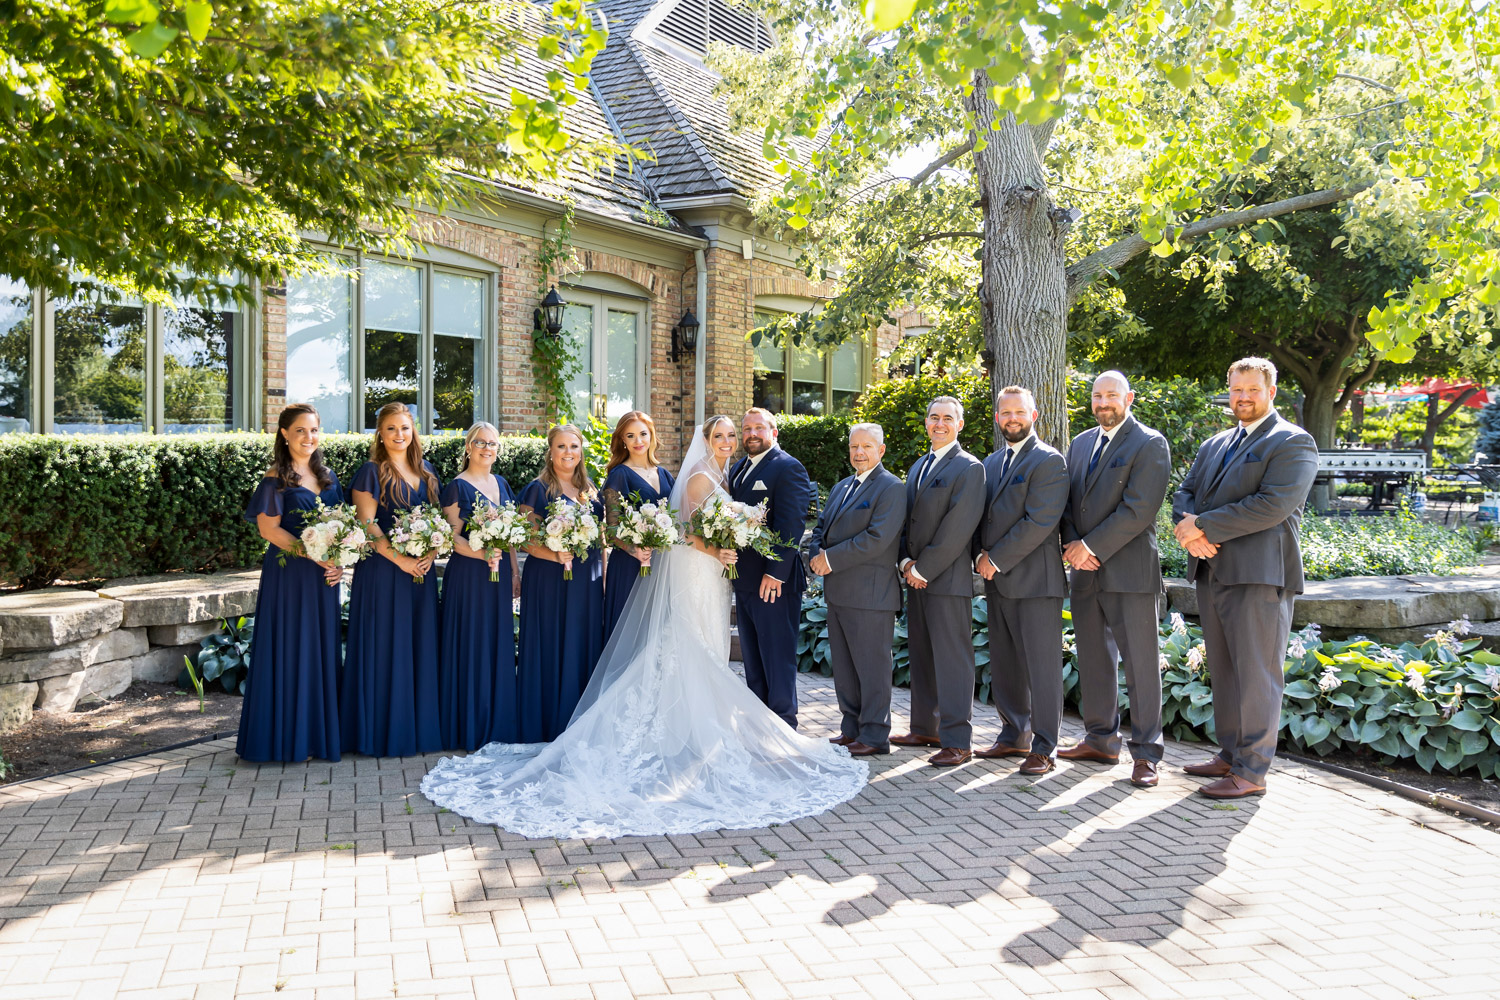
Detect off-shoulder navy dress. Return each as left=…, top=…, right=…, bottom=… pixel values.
left=602, top=464, right=675, bottom=641
left=516, top=479, right=605, bottom=742
left=237, top=474, right=344, bottom=763
left=342, top=461, right=444, bottom=757
left=438, top=474, right=519, bottom=750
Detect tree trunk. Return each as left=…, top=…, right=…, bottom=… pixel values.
left=1300, top=381, right=1340, bottom=511
left=969, top=76, right=1071, bottom=452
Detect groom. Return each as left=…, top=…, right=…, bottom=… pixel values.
left=730, top=407, right=814, bottom=729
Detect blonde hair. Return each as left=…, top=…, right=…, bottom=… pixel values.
left=458, top=421, right=500, bottom=473
left=606, top=411, right=660, bottom=473
left=702, top=414, right=735, bottom=443
left=369, top=402, right=438, bottom=508
left=1228, top=356, right=1278, bottom=387
left=539, top=424, right=595, bottom=498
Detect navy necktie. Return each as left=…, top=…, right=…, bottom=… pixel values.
left=915, top=452, right=935, bottom=489
left=999, top=448, right=1014, bottom=482
left=732, top=460, right=749, bottom=491
left=1086, top=433, right=1110, bottom=478
left=830, top=478, right=859, bottom=520
left=1220, top=427, right=1247, bottom=472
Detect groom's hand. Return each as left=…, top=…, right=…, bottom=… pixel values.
left=759, top=574, right=783, bottom=602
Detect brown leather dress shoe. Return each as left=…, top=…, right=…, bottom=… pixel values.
left=927, top=747, right=972, bottom=767
left=828, top=735, right=856, bottom=746
left=1056, top=743, right=1120, bottom=764
left=1183, top=756, right=1232, bottom=777
left=1018, top=753, right=1055, bottom=775
left=845, top=741, right=888, bottom=756
left=1198, top=774, right=1266, bottom=798
left=1130, top=759, right=1159, bottom=787
left=891, top=732, right=942, bottom=748
left=974, top=742, right=1030, bottom=759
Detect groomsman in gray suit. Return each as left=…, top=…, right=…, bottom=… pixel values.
left=1059, top=371, right=1172, bottom=788
left=807, top=422, right=906, bottom=756
left=973, top=386, right=1070, bottom=775
left=1173, top=357, right=1317, bottom=799
left=894, top=396, right=987, bottom=766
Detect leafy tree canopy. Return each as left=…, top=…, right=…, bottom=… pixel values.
left=0, top=0, right=613, bottom=306
left=722, top=0, right=1498, bottom=373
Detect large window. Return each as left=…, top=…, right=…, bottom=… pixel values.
left=286, top=254, right=492, bottom=433
left=2, top=277, right=252, bottom=434
left=0, top=279, right=33, bottom=431
left=561, top=286, right=646, bottom=424
left=751, top=309, right=868, bottom=416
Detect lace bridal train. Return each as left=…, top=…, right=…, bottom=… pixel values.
left=420, top=428, right=868, bottom=839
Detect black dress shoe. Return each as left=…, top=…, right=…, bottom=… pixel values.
left=845, top=741, right=888, bottom=756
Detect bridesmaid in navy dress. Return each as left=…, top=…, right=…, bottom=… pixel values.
left=516, top=423, right=606, bottom=742
left=438, top=422, right=521, bottom=750
left=601, top=410, right=675, bottom=641
left=342, top=401, right=444, bottom=757
left=237, top=403, right=345, bottom=762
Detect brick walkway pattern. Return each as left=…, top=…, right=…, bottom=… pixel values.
left=1, top=671, right=1497, bottom=1000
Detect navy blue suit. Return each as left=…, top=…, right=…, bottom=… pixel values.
left=729, top=446, right=813, bottom=729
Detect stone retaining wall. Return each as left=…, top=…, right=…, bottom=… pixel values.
left=0, top=571, right=260, bottom=732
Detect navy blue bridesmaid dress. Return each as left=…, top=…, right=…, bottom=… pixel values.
left=342, top=460, right=444, bottom=757
left=516, top=479, right=605, bottom=742
left=602, top=463, right=675, bottom=641
left=237, top=474, right=344, bottom=762
left=438, top=474, right=519, bottom=751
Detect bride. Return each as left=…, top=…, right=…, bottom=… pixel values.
left=420, top=416, right=869, bottom=839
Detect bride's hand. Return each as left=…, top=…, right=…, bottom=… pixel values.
left=716, top=547, right=738, bottom=568
left=634, top=545, right=652, bottom=566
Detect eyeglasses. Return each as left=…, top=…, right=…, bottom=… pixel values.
left=472, top=441, right=500, bottom=450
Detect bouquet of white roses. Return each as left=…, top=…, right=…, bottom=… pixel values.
left=467, top=499, right=533, bottom=583
left=540, top=495, right=601, bottom=581
left=290, top=499, right=372, bottom=585
left=608, top=491, right=681, bottom=577
left=388, top=503, right=454, bottom=584
left=687, top=493, right=784, bottom=580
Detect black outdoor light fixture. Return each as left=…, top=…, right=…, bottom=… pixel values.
left=534, top=285, right=566, bottom=338
left=670, top=308, right=700, bottom=363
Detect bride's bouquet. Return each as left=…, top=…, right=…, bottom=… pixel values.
left=608, top=492, right=681, bottom=577
left=288, top=499, right=372, bottom=585
left=541, top=495, right=601, bottom=580
left=388, top=503, right=454, bottom=584
left=466, top=499, right=534, bottom=582
left=687, top=493, right=784, bottom=580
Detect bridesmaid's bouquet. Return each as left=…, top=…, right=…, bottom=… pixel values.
left=540, top=495, right=600, bottom=581
left=289, top=500, right=372, bottom=585
left=467, top=499, right=533, bottom=583
left=388, top=503, right=454, bottom=584
left=687, top=493, right=783, bottom=580
left=608, top=492, right=681, bottom=577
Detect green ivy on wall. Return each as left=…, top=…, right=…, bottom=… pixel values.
left=531, top=206, right=582, bottom=429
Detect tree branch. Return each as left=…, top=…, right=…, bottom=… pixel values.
left=907, top=230, right=984, bottom=248
left=1435, top=386, right=1481, bottom=426
left=1335, top=72, right=1399, bottom=93
left=1336, top=356, right=1382, bottom=412
left=909, top=138, right=975, bottom=187
left=1064, top=182, right=1375, bottom=306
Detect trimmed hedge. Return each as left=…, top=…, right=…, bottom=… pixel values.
left=0, top=433, right=547, bottom=587
left=775, top=413, right=855, bottom=492
left=797, top=588, right=1500, bottom=776
left=851, top=372, right=993, bottom=475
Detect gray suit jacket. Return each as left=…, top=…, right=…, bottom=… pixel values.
left=1172, top=411, right=1318, bottom=592
left=900, top=445, right=987, bottom=598
left=1062, top=414, right=1172, bottom=594
left=807, top=465, right=906, bottom=613
left=974, top=437, right=1069, bottom=601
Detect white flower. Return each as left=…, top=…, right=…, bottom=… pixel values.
left=1317, top=667, right=1341, bottom=692
left=1449, top=615, right=1473, bottom=636
left=409, top=518, right=428, bottom=533
left=1404, top=667, right=1426, bottom=693
left=1186, top=644, right=1206, bottom=672
left=1169, top=612, right=1187, bottom=636
left=546, top=520, right=566, bottom=536
left=640, top=503, right=658, bottom=517
left=1287, top=637, right=1307, bottom=659
left=1483, top=666, right=1500, bottom=694
left=1158, top=653, right=1170, bottom=673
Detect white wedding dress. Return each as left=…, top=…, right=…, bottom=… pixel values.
left=419, top=429, right=869, bottom=839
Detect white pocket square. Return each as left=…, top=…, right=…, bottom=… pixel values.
left=752, top=479, right=768, bottom=490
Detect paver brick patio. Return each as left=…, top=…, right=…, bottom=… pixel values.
left=2, top=670, right=1498, bottom=1000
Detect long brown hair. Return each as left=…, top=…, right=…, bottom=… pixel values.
left=272, top=403, right=334, bottom=492
left=539, top=424, right=595, bottom=498
left=605, top=410, right=659, bottom=474
left=369, top=402, right=439, bottom=507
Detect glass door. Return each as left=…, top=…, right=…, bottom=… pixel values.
left=559, top=293, right=642, bottom=424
